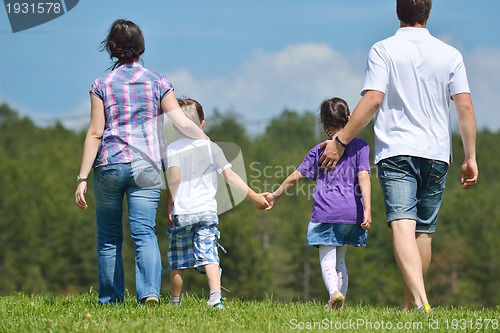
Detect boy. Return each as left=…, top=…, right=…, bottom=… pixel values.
left=166, top=98, right=269, bottom=308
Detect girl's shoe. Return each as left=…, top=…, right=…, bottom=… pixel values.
left=325, top=291, right=344, bottom=310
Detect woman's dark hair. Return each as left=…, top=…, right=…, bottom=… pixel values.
left=320, top=97, right=350, bottom=136
left=100, top=19, right=145, bottom=70
left=396, top=0, right=432, bottom=26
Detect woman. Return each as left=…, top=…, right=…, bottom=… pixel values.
left=74, top=19, right=205, bottom=305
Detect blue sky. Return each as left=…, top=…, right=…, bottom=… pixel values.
left=1, top=0, right=499, bottom=133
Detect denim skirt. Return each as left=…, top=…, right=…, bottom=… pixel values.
left=307, top=222, right=367, bottom=247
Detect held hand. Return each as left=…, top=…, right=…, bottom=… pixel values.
left=265, top=193, right=276, bottom=210
left=75, top=182, right=88, bottom=210
left=460, top=158, right=478, bottom=189
left=319, top=138, right=344, bottom=171
left=252, top=192, right=271, bottom=210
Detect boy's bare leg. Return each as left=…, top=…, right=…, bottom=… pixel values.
left=170, top=269, right=184, bottom=298
left=205, top=264, right=222, bottom=305
left=205, top=264, right=221, bottom=291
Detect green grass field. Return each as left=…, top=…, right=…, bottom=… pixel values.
left=1, top=292, right=499, bottom=332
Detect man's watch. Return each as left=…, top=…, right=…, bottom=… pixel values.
left=77, top=175, right=88, bottom=183
left=335, top=135, right=348, bottom=148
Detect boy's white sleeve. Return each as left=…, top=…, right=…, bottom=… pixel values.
left=166, top=146, right=180, bottom=169
left=210, top=142, right=232, bottom=174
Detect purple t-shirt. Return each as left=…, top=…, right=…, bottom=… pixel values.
left=297, top=138, right=370, bottom=224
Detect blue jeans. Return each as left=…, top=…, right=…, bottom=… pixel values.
left=93, top=162, right=162, bottom=304
left=377, top=156, right=448, bottom=233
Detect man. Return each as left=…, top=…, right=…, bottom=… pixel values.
left=320, top=0, right=478, bottom=313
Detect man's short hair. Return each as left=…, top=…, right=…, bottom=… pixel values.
left=397, top=0, right=432, bottom=26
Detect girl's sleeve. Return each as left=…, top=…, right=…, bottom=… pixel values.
left=357, top=140, right=371, bottom=173
left=297, top=146, right=319, bottom=181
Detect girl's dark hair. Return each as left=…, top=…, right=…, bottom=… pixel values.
left=320, top=97, right=350, bottom=135
left=177, top=98, right=205, bottom=126
left=100, top=19, right=145, bottom=70
left=396, top=0, right=432, bottom=26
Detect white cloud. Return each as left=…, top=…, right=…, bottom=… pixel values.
left=63, top=43, right=365, bottom=134
left=59, top=99, right=90, bottom=131
left=464, top=47, right=500, bottom=131
left=435, top=34, right=499, bottom=131
left=167, top=43, right=363, bottom=132
left=0, top=97, right=90, bottom=132
left=169, top=42, right=500, bottom=133
left=74, top=25, right=500, bottom=134
left=25, top=43, right=497, bottom=134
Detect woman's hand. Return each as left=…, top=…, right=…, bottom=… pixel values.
left=75, top=181, right=88, bottom=209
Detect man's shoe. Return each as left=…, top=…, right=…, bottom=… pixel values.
left=414, top=303, right=431, bottom=315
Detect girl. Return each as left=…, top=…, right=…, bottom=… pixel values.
left=267, top=97, right=371, bottom=309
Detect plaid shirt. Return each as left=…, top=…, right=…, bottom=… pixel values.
left=90, top=62, right=173, bottom=171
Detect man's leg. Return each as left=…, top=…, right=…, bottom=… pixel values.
left=416, top=232, right=432, bottom=276
left=400, top=232, right=432, bottom=310
left=391, top=219, right=429, bottom=308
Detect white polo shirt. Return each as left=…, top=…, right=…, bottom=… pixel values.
left=362, top=28, right=470, bottom=164
left=167, top=139, right=231, bottom=215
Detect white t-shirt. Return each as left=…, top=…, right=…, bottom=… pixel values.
left=362, top=28, right=471, bottom=164
left=167, top=138, right=231, bottom=215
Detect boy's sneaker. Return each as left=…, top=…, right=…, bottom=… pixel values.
left=170, top=296, right=182, bottom=306
left=141, top=296, right=160, bottom=307
left=207, top=298, right=225, bottom=309
left=325, top=291, right=344, bottom=310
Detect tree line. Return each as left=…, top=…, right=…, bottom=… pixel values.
left=0, top=103, right=498, bottom=307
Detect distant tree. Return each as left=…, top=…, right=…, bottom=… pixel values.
left=0, top=103, right=498, bottom=308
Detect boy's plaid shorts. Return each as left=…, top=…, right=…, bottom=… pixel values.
left=167, top=211, right=220, bottom=271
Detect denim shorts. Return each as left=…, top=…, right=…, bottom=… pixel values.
left=167, top=211, right=220, bottom=272
left=377, top=156, right=448, bottom=233
left=307, top=222, right=368, bottom=247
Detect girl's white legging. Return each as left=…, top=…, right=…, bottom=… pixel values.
left=319, top=245, right=348, bottom=297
